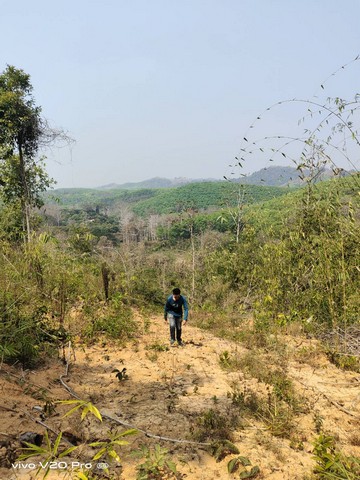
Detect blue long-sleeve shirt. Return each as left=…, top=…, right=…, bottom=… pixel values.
left=164, top=295, right=189, bottom=321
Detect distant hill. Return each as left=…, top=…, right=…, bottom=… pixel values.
left=240, top=165, right=354, bottom=187
left=98, top=176, right=218, bottom=190
left=45, top=166, right=356, bottom=215
left=96, top=166, right=346, bottom=190
left=238, top=166, right=300, bottom=186
left=238, top=165, right=336, bottom=187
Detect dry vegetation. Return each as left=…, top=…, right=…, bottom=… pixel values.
left=1, top=315, right=359, bottom=480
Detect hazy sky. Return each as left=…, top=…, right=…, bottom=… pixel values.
left=2, top=0, right=360, bottom=188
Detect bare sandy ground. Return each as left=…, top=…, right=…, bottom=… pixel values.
left=0, top=315, right=359, bottom=479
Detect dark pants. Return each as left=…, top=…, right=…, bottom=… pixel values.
left=168, top=314, right=182, bottom=343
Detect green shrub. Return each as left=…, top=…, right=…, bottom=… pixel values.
left=312, top=434, right=360, bottom=479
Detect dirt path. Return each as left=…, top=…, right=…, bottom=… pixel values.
left=1, top=316, right=359, bottom=479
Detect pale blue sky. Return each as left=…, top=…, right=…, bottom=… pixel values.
left=1, top=0, right=360, bottom=187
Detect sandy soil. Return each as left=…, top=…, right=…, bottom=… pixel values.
left=0, top=315, right=359, bottom=480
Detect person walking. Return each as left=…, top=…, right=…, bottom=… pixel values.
left=164, top=288, right=189, bottom=346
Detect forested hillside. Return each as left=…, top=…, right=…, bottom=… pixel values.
left=44, top=181, right=287, bottom=212
left=41, top=181, right=288, bottom=244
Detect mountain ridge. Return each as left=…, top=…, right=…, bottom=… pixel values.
left=94, top=165, right=345, bottom=191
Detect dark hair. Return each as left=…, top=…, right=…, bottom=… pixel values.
left=172, top=288, right=181, bottom=295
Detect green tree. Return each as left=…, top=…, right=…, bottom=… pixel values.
left=0, top=65, right=69, bottom=240
left=0, top=154, right=53, bottom=239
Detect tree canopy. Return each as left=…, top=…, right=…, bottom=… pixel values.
left=0, top=65, right=67, bottom=240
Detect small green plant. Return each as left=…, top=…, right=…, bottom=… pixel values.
left=312, top=434, right=360, bottom=479
left=227, top=384, right=261, bottom=414
left=133, top=444, right=180, bottom=480
left=23, top=384, right=49, bottom=402
left=17, top=431, right=77, bottom=479
left=256, top=392, right=295, bottom=438
left=58, top=399, right=102, bottom=422
left=227, top=455, right=260, bottom=478
left=191, top=408, right=238, bottom=442
left=89, top=428, right=137, bottom=469
left=272, top=374, right=304, bottom=411
left=210, top=439, right=239, bottom=462
left=41, top=400, right=56, bottom=418
left=113, top=367, right=128, bottom=381
left=219, top=350, right=232, bottom=369
left=313, top=411, right=324, bottom=434
left=289, top=436, right=305, bottom=451
left=219, top=350, right=243, bottom=370
left=147, top=342, right=169, bottom=352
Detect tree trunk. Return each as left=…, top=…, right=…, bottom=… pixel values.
left=190, top=224, right=196, bottom=301
left=18, top=143, right=31, bottom=242
left=102, top=263, right=110, bottom=301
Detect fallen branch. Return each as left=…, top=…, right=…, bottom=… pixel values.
left=24, top=414, right=72, bottom=443
left=0, top=405, right=18, bottom=413
left=296, top=379, right=360, bottom=419
left=322, top=394, right=359, bottom=418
